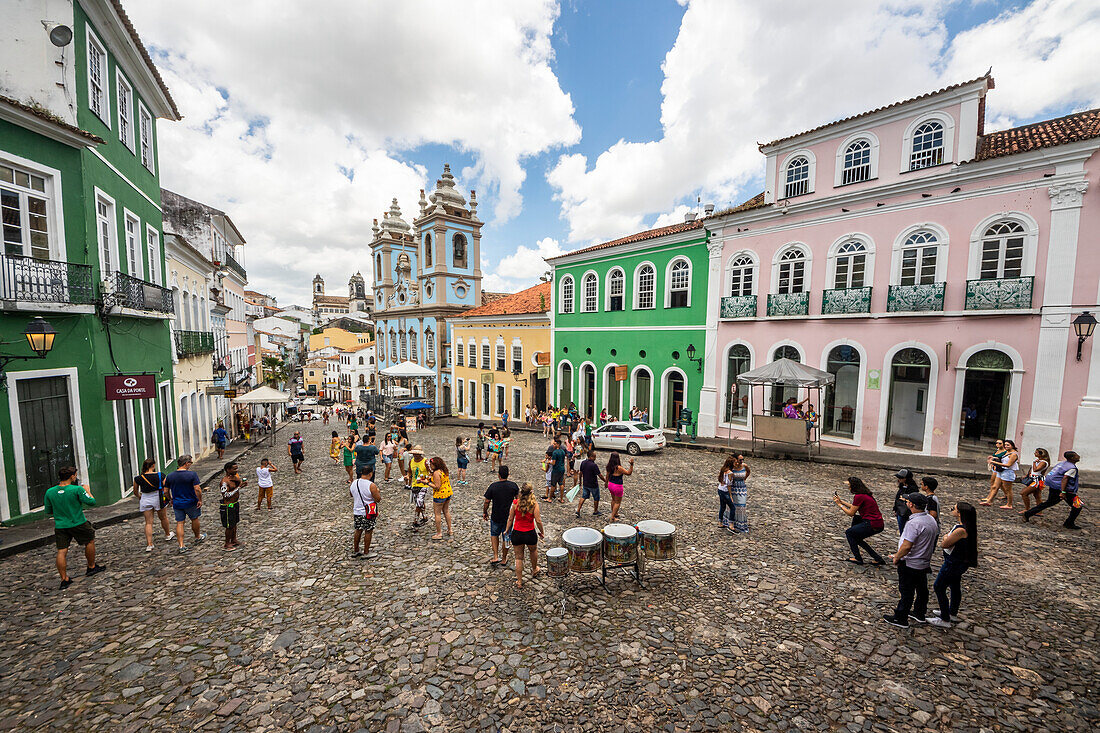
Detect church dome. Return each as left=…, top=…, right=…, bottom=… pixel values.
left=380, top=199, right=411, bottom=234
left=428, top=164, right=467, bottom=210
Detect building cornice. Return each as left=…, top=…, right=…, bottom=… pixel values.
left=453, top=313, right=549, bottom=327
left=0, top=96, right=104, bottom=147
left=550, top=231, right=708, bottom=268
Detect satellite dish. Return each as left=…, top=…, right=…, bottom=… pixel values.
left=49, top=24, right=73, bottom=47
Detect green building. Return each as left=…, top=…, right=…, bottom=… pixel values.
left=549, top=219, right=710, bottom=430
left=0, top=1, right=180, bottom=522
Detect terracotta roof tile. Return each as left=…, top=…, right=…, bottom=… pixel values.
left=760, top=73, right=994, bottom=149
left=708, top=192, right=769, bottom=218
left=548, top=220, right=704, bottom=261
left=109, top=0, right=180, bottom=119
left=0, top=94, right=105, bottom=143
left=974, top=108, right=1100, bottom=161
left=457, top=282, right=551, bottom=318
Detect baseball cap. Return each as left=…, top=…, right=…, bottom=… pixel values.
left=904, top=492, right=928, bottom=509
left=895, top=468, right=913, bottom=480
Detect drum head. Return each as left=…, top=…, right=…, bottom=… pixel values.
left=603, top=523, right=637, bottom=540
left=636, top=520, right=675, bottom=536
left=547, top=547, right=568, bottom=559
left=562, top=526, right=603, bottom=548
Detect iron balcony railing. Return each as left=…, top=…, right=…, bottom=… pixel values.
left=1, top=254, right=96, bottom=305
left=965, top=276, right=1034, bottom=311
left=114, top=271, right=174, bottom=313
left=224, top=252, right=246, bottom=280
left=821, top=285, right=872, bottom=315
left=766, top=291, right=810, bottom=317
left=175, top=330, right=215, bottom=358
left=887, top=282, right=945, bottom=313
left=720, top=294, right=757, bottom=318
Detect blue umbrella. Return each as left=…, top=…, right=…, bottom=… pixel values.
left=401, top=401, right=434, bottom=410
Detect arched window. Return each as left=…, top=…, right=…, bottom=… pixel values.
left=777, top=248, right=807, bottom=294
left=728, top=255, right=754, bottom=296
left=770, top=344, right=801, bottom=414
left=560, top=276, right=574, bottom=314
left=607, top=268, right=625, bottom=311
left=899, top=230, right=938, bottom=285
left=724, top=344, right=751, bottom=424
left=375, top=253, right=381, bottom=279
left=635, top=264, right=655, bottom=309
left=909, top=120, right=944, bottom=170
left=667, top=259, right=690, bottom=308
left=358, top=356, right=364, bottom=365
left=425, top=329, right=435, bottom=364
left=399, top=331, right=408, bottom=361
left=980, top=221, right=1025, bottom=279
left=824, top=345, right=861, bottom=438
left=453, top=233, right=467, bottom=268
left=582, top=272, right=598, bottom=312
left=369, top=356, right=374, bottom=365
left=785, top=156, right=810, bottom=198
left=773, top=345, right=800, bottom=362
left=390, top=330, right=398, bottom=362
left=841, top=139, right=872, bottom=184
left=424, top=234, right=432, bottom=267
left=409, top=330, right=418, bottom=361
left=833, top=240, right=867, bottom=289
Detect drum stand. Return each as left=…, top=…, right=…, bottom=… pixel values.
left=600, top=551, right=643, bottom=590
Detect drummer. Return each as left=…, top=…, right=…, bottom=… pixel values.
left=506, top=482, right=544, bottom=588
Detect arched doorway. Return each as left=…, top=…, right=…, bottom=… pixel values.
left=724, top=345, right=751, bottom=424
left=885, top=347, right=931, bottom=449
left=770, top=345, right=801, bottom=415
left=960, top=349, right=1013, bottom=444
left=823, top=345, right=860, bottom=439
left=581, top=364, right=596, bottom=420
left=663, top=371, right=685, bottom=429
left=558, top=362, right=572, bottom=406
left=633, top=368, right=652, bottom=419
left=605, top=366, right=622, bottom=419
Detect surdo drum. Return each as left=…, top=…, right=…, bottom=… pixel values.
left=546, top=547, right=569, bottom=578
left=637, top=520, right=677, bottom=561
left=562, top=526, right=603, bottom=574
left=602, top=523, right=638, bottom=565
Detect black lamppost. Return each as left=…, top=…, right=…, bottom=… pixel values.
left=0, top=317, right=57, bottom=389
left=686, top=343, right=703, bottom=373
left=1073, top=311, right=1097, bottom=361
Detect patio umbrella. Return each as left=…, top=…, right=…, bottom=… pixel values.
left=401, top=401, right=434, bottom=410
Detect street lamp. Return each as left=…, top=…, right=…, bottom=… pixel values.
left=685, top=343, right=703, bottom=373
left=1073, top=311, right=1097, bottom=361
left=0, top=317, right=58, bottom=389
left=512, top=368, right=528, bottom=386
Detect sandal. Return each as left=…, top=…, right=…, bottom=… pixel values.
left=431, top=534, right=443, bottom=540
left=998, top=504, right=1014, bottom=509
left=978, top=501, right=991, bottom=506
left=844, top=558, right=864, bottom=565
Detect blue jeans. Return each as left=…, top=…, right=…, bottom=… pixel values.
left=933, top=558, right=968, bottom=621
left=717, top=490, right=735, bottom=526
left=845, top=519, right=885, bottom=564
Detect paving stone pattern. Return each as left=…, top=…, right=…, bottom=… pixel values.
left=0, top=421, right=1096, bottom=731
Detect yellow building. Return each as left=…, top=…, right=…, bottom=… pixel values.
left=303, top=361, right=325, bottom=396
left=452, top=282, right=551, bottom=421
left=308, top=327, right=371, bottom=353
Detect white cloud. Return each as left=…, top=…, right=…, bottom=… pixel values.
left=549, top=0, right=1100, bottom=244
left=482, top=236, right=565, bottom=292
left=128, top=0, right=580, bottom=304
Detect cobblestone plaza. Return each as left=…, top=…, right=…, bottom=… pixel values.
left=0, top=421, right=1096, bottom=732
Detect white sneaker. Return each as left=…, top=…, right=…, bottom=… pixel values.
left=145, top=545, right=153, bottom=552
left=927, top=616, right=952, bottom=628
left=165, top=531, right=176, bottom=541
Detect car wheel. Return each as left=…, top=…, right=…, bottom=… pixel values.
left=626, top=442, right=641, bottom=456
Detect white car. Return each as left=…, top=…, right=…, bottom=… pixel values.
left=590, top=421, right=666, bottom=455
left=301, top=397, right=318, bottom=405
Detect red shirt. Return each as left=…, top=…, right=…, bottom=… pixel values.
left=512, top=499, right=535, bottom=532
left=852, top=494, right=884, bottom=529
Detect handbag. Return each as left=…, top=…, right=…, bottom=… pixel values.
left=354, top=480, right=378, bottom=517
left=157, top=473, right=170, bottom=506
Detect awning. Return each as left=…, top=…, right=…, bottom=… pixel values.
left=736, top=358, right=834, bottom=387
left=380, top=361, right=436, bottom=378
left=231, top=385, right=291, bottom=404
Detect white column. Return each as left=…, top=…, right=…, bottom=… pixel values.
left=1075, top=277, right=1100, bottom=469
left=1021, top=180, right=1088, bottom=459
left=698, top=237, right=724, bottom=438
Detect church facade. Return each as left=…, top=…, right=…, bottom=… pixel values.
left=371, top=164, right=484, bottom=410
left=311, top=271, right=370, bottom=320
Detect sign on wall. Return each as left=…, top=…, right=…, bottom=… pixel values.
left=866, top=369, right=881, bottom=390
left=614, top=364, right=628, bottom=381
left=535, top=352, right=551, bottom=366
left=480, top=372, right=494, bottom=384
left=105, top=374, right=155, bottom=401
left=536, top=365, right=550, bottom=380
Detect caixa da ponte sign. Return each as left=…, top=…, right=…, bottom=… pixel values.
left=105, top=374, right=156, bottom=400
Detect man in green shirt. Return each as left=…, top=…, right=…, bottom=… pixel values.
left=43, top=466, right=105, bottom=590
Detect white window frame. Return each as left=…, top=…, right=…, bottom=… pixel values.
left=1, top=156, right=64, bottom=261
left=664, top=256, right=692, bottom=308
left=581, top=270, right=598, bottom=313
left=826, top=234, right=875, bottom=290
left=145, top=225, right=160, bottom=284
left=890, top=224, right=948, bottom=285
left=771, top=244, right=811, bottom=295
left=116, top=70, right=135, bottom=152
left=834, top=132, right=879, bottom=187
left=511, top=340, right=523, bottom=374
left=725, top=251, right=757, bottom=297
left=456, top=340, right=464, bottom=367
left=512, top=386, right=522, bottom=419
left=469, top=379, right=477, bottom=416
left=123, top=209, right=140, bottom=276
left=86, top=26, right=110, bottom=126
left=559, top=275, right=574, bottom=314
left=966, top=213, right=1039, bottom=280
left=409, top=329, right=418, bottom=361
left=605, top=266, right=626, bottom=311
left=94, top=188, right=117, bottom=280
left=495, top=384, right=506, bottom=415
left=495, top=337, right=506, bottom=372
left=901, top=112, right=955, bottom=173
left=780, top=149, right=815, bottom=199
left=633, top=261, right=657, bottom=310
left=467, top=339, right=476, bottom=368
left=138, top=102, right=155, bottom=173
left=481, top=339, right=491, bottom=370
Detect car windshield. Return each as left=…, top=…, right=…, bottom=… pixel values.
left=635, top=423, right=656, bottom=431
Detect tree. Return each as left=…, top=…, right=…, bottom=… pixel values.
left=263, top=355, right=291, bottom=386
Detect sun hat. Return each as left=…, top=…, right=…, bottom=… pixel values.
left=410, top=445, right=425, bottom=455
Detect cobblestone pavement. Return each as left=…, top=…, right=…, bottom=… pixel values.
left=1, top=420, right=1096, bottom=732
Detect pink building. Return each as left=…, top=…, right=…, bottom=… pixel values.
left=699, top=75, right=1100, bottom=468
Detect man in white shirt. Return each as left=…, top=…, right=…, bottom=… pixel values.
left=350, top=467, right=381, bottom=559
left=255, top=458, right=278, bottom=510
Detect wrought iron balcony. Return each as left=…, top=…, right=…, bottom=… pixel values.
left=720, top=294, right=757, bottom=318
left=224, top=252, right=246, bottom=280
left=114, top=271, right=174, bottom=314
left=822, top=286, right=872, bottom=315
left=1, top=254, right=96, bottom=305
left=175, top=330, right=215, bottom=358
left=887, top=282, right=945, bottom=312
left=766, top=291, right=809, bottom=317
left=965, top=276, right=1034, bottom=311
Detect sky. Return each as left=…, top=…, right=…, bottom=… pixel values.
left=126, top=0, right=1100, bottom=307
